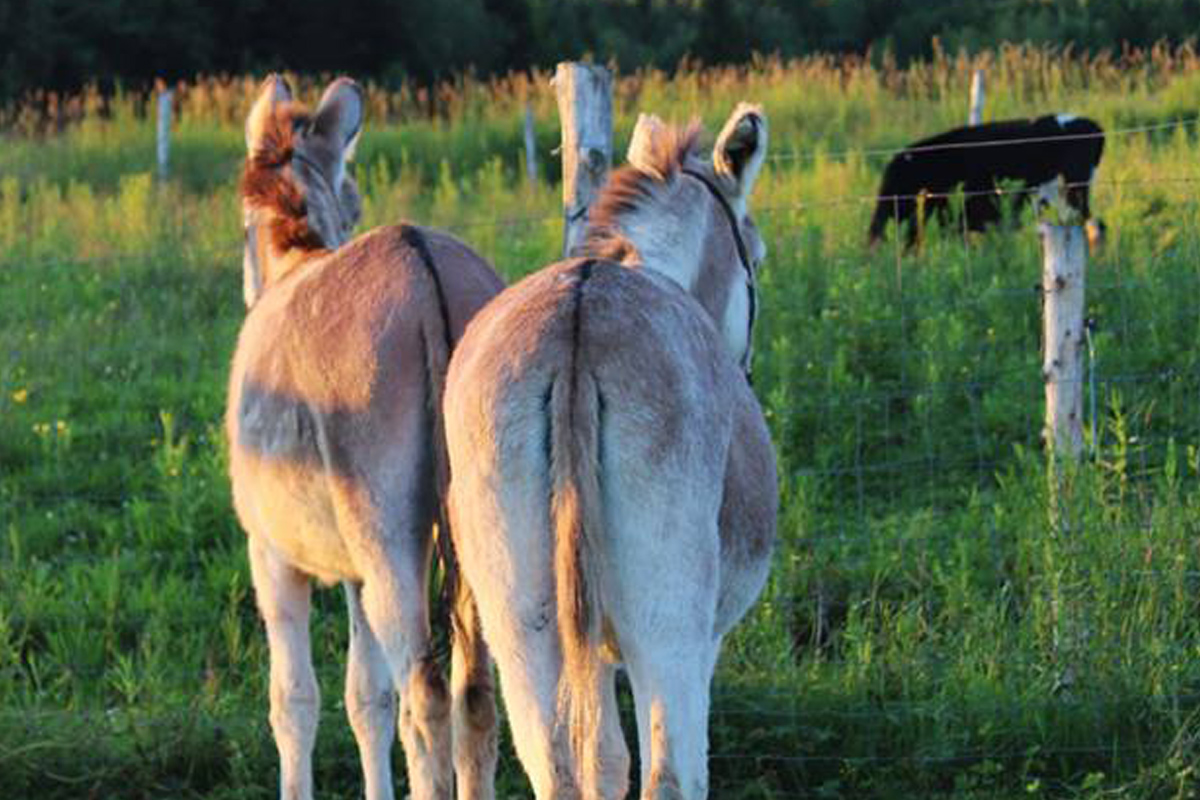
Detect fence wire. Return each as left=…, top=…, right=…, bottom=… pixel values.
left=764, top=116, right=1199, bottom=165
left=4, top=152, right=1200, bottom=797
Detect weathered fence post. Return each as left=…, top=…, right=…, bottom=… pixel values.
left=1041, top=222, right=1088, bottom=690
left=524, top=103, right=539, bottom=186
left=553, top=62, right=612, bottom=257
left=968, top=68, right=985, bottom=126
left=1041, top=223, right=1087, bottom=461
left=156, top=82, right=172, bottom=181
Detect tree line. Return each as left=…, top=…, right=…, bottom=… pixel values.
left=1, top=0, right=1198, bottom=105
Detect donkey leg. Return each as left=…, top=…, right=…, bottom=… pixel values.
left=358, top=557, right=452, bottom=800
left=587, top=663, right=631, bottom=800
left=401, top=653, right=453, bottom=800
left=450, top=580, right=498, bottom=800
left=605, top=503, right=721, bottom=800
left=248, top=538, right=319, bottom=800
left=624, top=638, right=719, bottom=800
left=344, top=581, right=398, bottom=800
left=450, top=490, right=578, bottom=799
left=482, top=614, right=577, bottom=800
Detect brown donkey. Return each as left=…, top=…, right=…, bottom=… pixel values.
left=227, top=75, right=503, bottom=800
left=444, top=106, right=777, bottom=799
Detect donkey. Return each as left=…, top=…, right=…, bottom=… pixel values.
left=227, top=75, right=503, bottom=800
left=443, top=105, right=778, bottom=799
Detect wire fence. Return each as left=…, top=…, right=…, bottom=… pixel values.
left=0, top=699, right=1180, bottom=800
left=764, top=117, right=1198, bottom=164
left=5, top=118, right=1200, bottom=796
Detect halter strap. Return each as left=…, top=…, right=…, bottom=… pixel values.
left=243, top=221, right=263, bottom=306
left=681, top=168, right=757, bottom=382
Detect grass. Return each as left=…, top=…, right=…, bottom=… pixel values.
left=4, top=46, right=1200, bottom=797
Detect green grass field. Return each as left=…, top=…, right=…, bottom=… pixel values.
left=5, top=48, right=1200, bottom=798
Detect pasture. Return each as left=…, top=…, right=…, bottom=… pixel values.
left=4, top=46, right=1200, bottom=798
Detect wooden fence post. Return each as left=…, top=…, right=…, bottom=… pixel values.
left=1041, top=223, right=1087, bottom=461
left=524, top=103, right=539, bottom=186
left=968, top=68, right=985, bottom=126
left=1040, top=223, right=1088, bottom=690
left=156, top=83, right=172, bottom=181
left=553, top=62, right=612, bottom=257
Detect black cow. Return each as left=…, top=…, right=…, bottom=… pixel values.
left=867, top=114, right=1104, bottom=248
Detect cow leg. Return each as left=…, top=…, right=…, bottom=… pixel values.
left=965, top=193, right=999, bottom=232
left=924, top=195, right=949, bottom=242
left=901, top=198, right=920, bottom=250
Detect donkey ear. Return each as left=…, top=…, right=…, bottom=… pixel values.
left=627, top=113, right=670, bottom=179
left=311, top=78, right=365, bottom=162
left=713, top=103, right=768, bottom=197
left=245, top=74, right=294, bottom=154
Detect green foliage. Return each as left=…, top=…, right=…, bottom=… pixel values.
left=6, top=52, right=1200, bottom=797
left=3, top=0, right=1200, bottom=105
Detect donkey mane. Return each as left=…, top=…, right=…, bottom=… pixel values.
left=239, top=102, right=327, bottom=255
left=582, top=122, right=703, bottom=263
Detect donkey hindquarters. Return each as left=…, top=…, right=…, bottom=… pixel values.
left=229, top=226, right=503, bottom=800
left=445, top=259, right=777, bottom=800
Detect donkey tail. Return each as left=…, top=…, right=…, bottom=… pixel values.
left=400, top=225, right=459, bottom=644
left=549, top=359, right=606, bottom=781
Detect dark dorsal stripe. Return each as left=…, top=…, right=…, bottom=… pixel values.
left=571, top=259, right=596, bottom=359
left=680, top=168, right=757, bottom=382
left=399, top=225, right=455, bottom=355
left=568, top=259, right=597, bottom=424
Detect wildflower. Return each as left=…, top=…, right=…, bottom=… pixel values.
left=11, top=388, right=27, bottom=403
